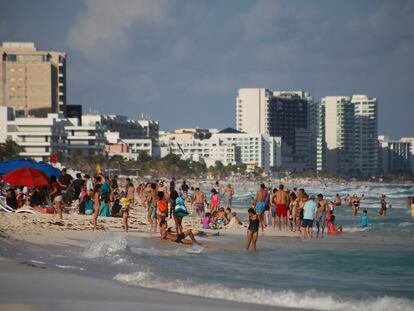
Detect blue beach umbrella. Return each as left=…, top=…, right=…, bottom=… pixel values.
left=0, top=159, right=62, bottom=178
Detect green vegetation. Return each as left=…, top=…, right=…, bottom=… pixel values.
left=0, top=140, right=21, bottom=161
left=65, top=152, right=247, bottom=178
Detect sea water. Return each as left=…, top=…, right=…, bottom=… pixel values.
left=2, top=183, right=414, bottom=311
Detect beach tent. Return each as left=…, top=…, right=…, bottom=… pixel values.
left=2, top=168, right=49, bottom=187
left=0, top=159, right=61, bottom=178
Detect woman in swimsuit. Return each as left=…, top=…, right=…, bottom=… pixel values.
left=246, top=208, right=259, bottom=251
left=352, top=195, right=360, bottom=217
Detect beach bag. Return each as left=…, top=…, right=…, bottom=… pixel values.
left=100, top=183, right=110, bottom=200
left=175, top=197, right=189, bottom=217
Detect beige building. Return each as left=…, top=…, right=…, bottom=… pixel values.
left=0, top=42, right=66, bottom=117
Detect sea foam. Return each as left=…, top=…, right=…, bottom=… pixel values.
left=83, top=234, right=128, bottom=259
left=114, top=271, right=414, bottom=311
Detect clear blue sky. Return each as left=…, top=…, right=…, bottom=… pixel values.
left=1, top=0, right=413, bottom=138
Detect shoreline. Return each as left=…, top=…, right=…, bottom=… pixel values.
left=0, top=256, right=303, bottom=311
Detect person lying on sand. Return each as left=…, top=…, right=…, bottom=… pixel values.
left=159, top=220, right=201, bottom=245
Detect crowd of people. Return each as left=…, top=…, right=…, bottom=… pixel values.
left=0, top=169, right=392, bottom=249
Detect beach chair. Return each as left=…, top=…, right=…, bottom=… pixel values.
left=0, top=196, right=15, bottom=212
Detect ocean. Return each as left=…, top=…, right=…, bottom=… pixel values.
left=1, top=182, right=414, bottom=311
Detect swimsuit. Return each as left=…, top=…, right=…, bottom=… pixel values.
left=276, top=204, right=287, bottom=217
left=223, top=194, right=231, bottom=203
left=194, top=202, right=205, bottom=213
left=256, top=201, right=266, bottom=214
left=175, top=233, right=185, bottom=243
left=248, top=217, right=259, bottom=233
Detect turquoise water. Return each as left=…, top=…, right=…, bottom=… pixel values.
left=2, top=183, right=414, bottom=311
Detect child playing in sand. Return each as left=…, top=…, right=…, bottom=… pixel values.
left=225, top=207, right=232, bottom=222
left=213, top=207, right=227, bottom=229
left=201, top=213, right=212, bottom=229
left=360, top=210, right=368, bottom=228
left=227, top=212, right=243, bottom=228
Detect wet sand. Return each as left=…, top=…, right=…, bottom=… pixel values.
left=0, top=256, right=302, bottom=311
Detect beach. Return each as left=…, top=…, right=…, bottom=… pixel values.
left=0, top=256, right=302, bottom=311
left=1, top=182, right=414, bottom=311
left=0, top=207, right=300, bottom=311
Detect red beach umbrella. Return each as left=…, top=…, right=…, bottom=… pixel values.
left=3, top=167, right=49, bottom=187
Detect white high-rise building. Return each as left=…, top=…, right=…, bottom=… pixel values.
left=236, top=88, right=316, bottom=172
left=236, top=88, right=272, bottom=134
left=378, top=136, right=412, bottom=173
left=323, top=96, right=355, bottom=174
left=396, top=137, right=414, bottom=173
left=352, top=95, right=378, bottom=176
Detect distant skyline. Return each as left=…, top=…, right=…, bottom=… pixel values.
left=1, top=0, right=413, bottom=138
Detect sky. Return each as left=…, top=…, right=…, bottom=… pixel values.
left=1, top=0, right=413, bottom=138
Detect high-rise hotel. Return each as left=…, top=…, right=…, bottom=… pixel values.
left=0, top=42, right=67, bottom=117
left=322, top=95, right=378, bottom=176
left=236, top=88, right=318, bottom=171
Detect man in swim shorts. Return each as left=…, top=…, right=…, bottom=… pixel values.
left=255, top=183, right=268, bottom=232
left=275, top=184, right=290, bottom=231
left=302, top=194, right=317, bottom=239
left=192, top=187, right=207, bottom=217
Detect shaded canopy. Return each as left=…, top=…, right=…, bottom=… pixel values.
left=0, top=159, right=62, bottom=178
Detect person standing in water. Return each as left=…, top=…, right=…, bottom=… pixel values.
left=255, top=183, right=268, bottom=232
left=379, top=194, right=387, bottom=217
left=360, top=210, right=369, bottom=227
left=334, top=193, right=341, bottom=206
left=275, top=184, right=290, bottom=231
left=316, top=193, right=327, bottom=238
left=352, top=195, right=360, bottom=216
left=222, top=184, right=234, bottom=208
left=302, top=194, right=317, bottom=239
left=245, top=208, right=259, bottom=251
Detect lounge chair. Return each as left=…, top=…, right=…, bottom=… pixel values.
left=0, top=196, right=15, bottom=212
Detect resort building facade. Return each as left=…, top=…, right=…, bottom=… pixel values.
left=0, top=42, right=66, bottom=117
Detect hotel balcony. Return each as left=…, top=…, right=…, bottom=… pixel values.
left=67, top=135, right=98, bottom=140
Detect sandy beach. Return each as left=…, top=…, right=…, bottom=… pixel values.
left=0, top=205, right=302, bottom=311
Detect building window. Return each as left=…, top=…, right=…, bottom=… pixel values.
left=7, top=55, right=17, bottom=61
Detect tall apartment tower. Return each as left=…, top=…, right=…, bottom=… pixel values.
left=0, top=42, right=67, bottom=117
left=315, top=101, right=326, bottom=172
left=236, top=88, right=272, bottom=134
left=323, top=96, right=355, bottom=174
left=236, top=88, right=315, bottom=171
left=352, top=95, right=378, bottom=176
